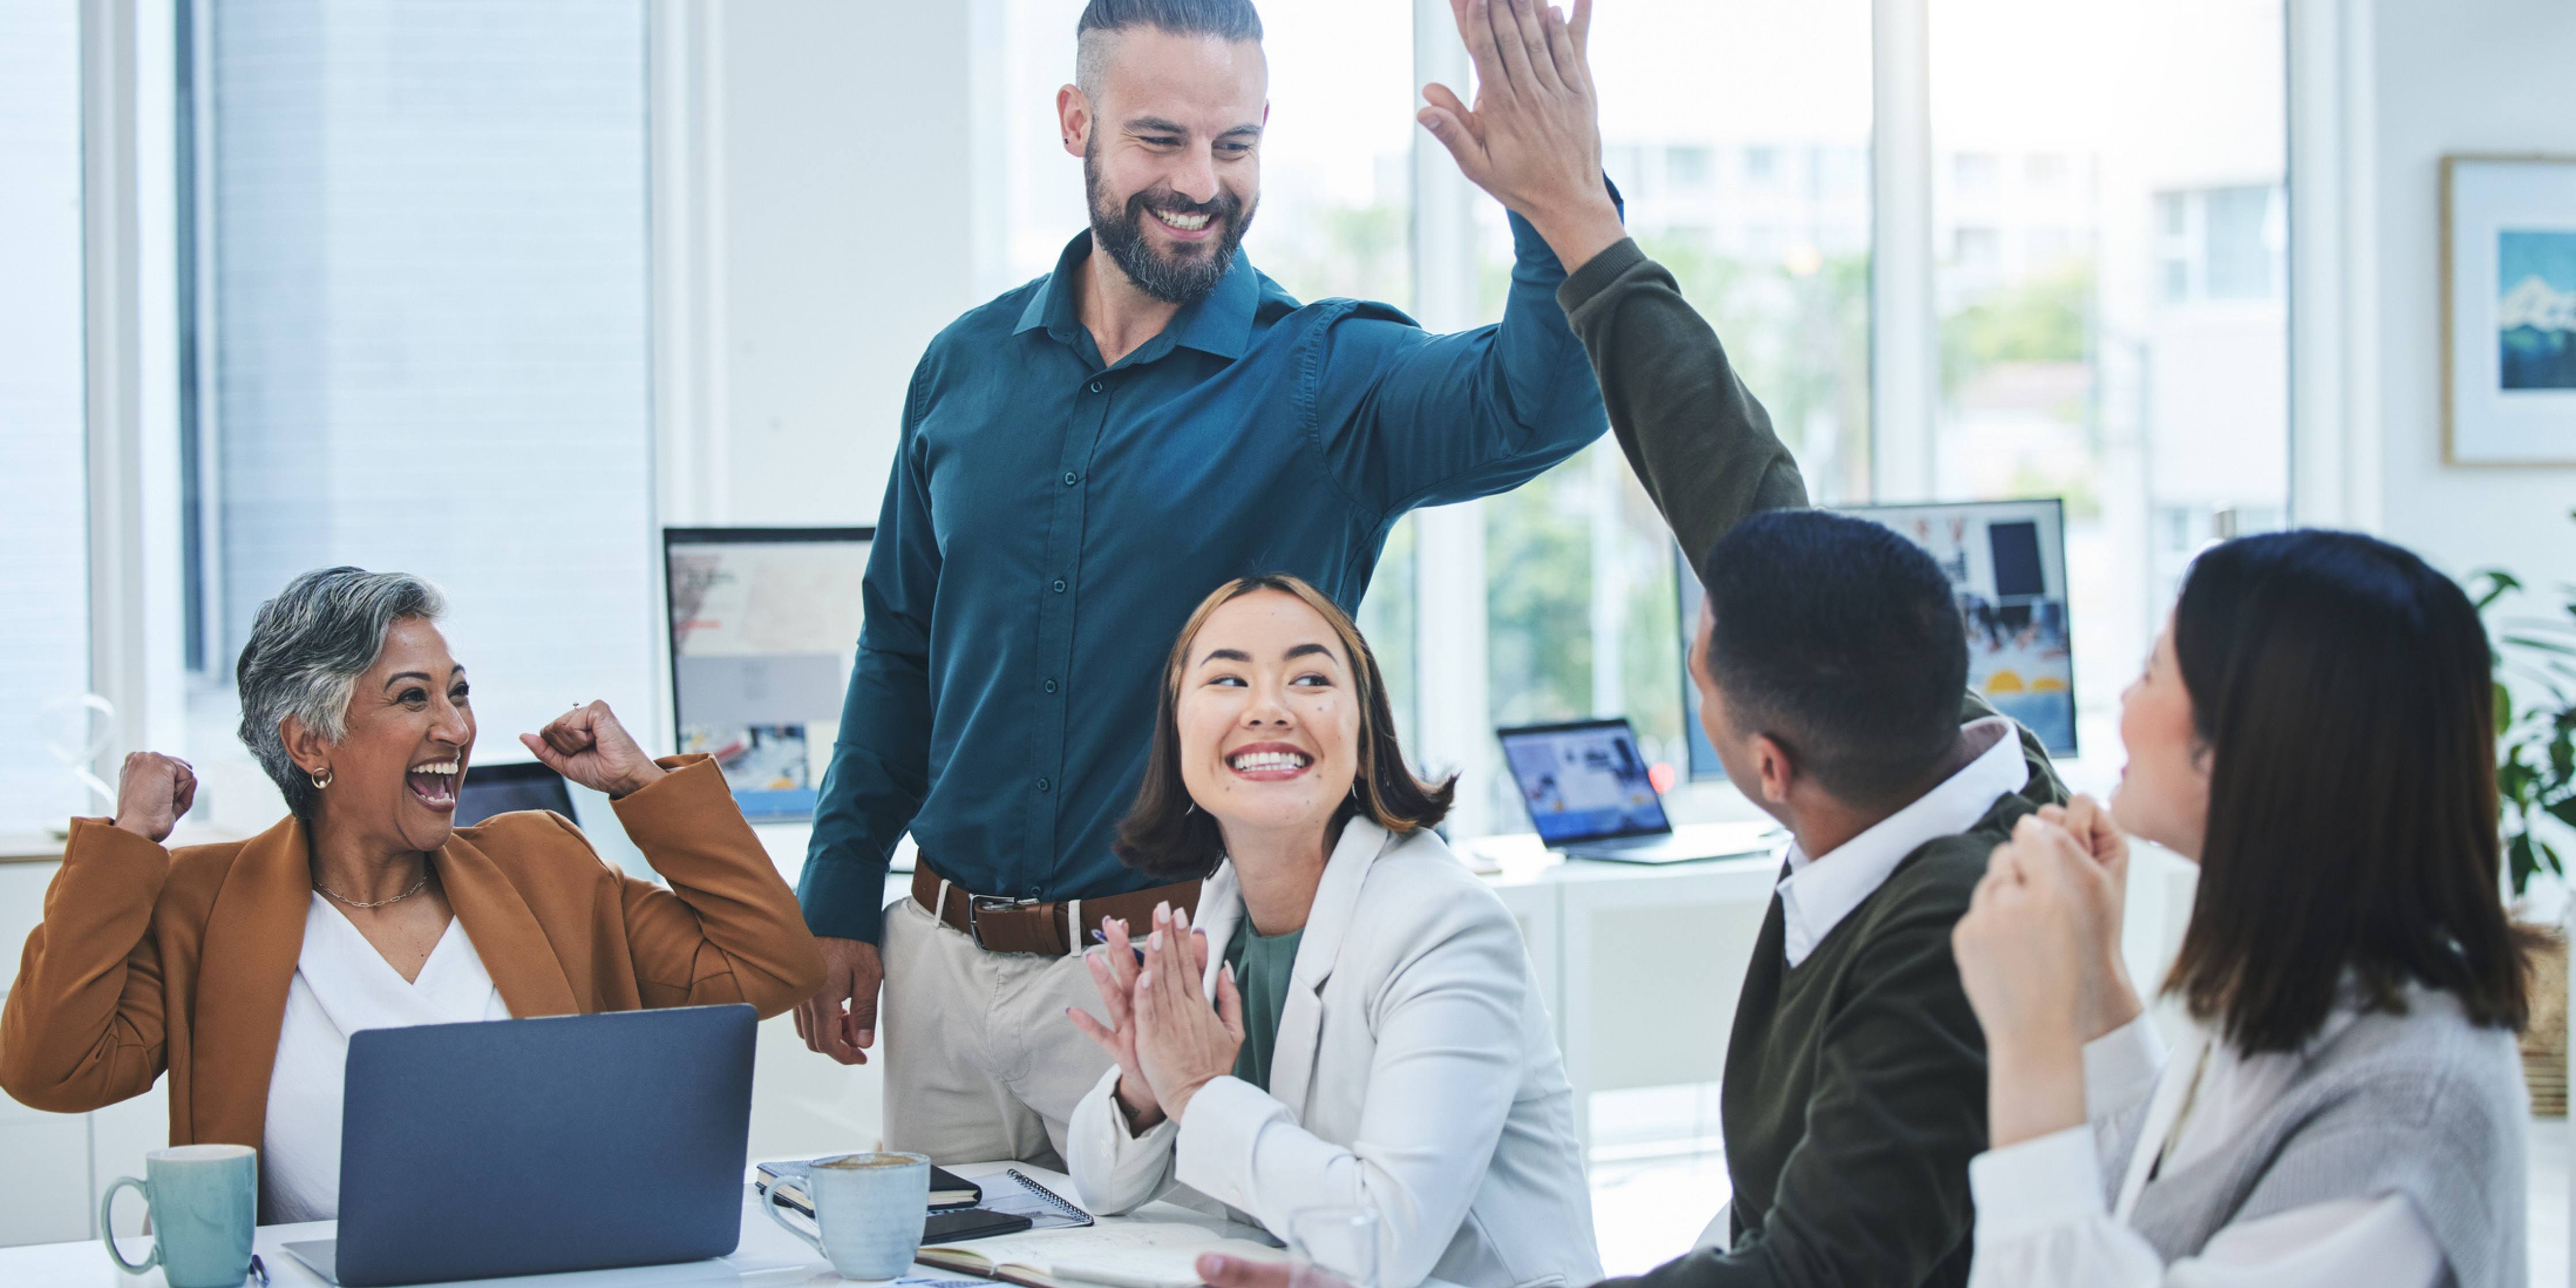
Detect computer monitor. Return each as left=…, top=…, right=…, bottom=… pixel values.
left=1677, top=498, right=2076, bottom=781
left=454, top=760, right=576, bottom=828
left=662, top=526, right=872, bottom=821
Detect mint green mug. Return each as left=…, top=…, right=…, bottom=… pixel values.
left=100, top=1143, right=259, bottom=1288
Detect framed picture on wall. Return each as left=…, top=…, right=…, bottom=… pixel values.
left=2444, top=154, right=2576, bottom=465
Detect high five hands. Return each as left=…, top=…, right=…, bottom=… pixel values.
left=1419, top=0, right=1626, bottom=274
left=1067, top=901, right=1244, bottom=1132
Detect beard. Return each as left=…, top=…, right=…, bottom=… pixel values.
left=1085, top=142, right=1256, bottom=306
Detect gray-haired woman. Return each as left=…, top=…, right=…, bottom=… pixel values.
left=0, top=567, right=823, bottom=1222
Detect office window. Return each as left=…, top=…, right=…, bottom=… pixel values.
left=0, top=0, right=90, bottom=830
left=193, top=1, right=656, bottom=802
left=1474, top=0, right=1872, bottom=820
left=1931, top=0, right=2287, bottom=755
left=2206, top=184, right=2282, bottom=300
left=1667, top=144, right=1715, bottom=190
left=1953, top=151, right=2000, bottom=196
left=1814, top=143, right=1868, bottom=196
left=1952, top=226, right=2002, bottom=267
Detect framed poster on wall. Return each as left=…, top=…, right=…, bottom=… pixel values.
left=2444, top=154, right=2576, bottom=465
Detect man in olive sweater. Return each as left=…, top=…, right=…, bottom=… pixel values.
left=1203, top=244, right=2061, bottom=1288
left=1202, top=3, right=2063, bottom=1286
left=1554, top=233, right=2065, bottom=1288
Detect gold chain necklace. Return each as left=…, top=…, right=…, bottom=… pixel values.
left=315, top=869, right=433, bottom=909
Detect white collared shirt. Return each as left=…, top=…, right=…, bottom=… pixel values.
left=1775, top=717, right=2025, bottom=967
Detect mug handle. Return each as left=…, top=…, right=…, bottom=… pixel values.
left=763, top=1188, right=828, bottom=1258
left=99, top=1176, right=160, bottom=1275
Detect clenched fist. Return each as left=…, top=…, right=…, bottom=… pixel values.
left=112, top=752, right=198, bottom=844
left=520, top=700, right=665, bottom=798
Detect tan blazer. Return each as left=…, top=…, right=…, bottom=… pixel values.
left=0, top=755, right=824, bottom=1156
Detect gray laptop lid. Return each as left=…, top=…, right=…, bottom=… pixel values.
left=328, top=1005, right=756, bottom=1286
left=1496, top=718, right=1673, bottom=846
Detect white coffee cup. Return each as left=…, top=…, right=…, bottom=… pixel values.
left=764, top=1151, right=931, bottom=1281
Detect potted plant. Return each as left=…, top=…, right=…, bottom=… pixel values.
left=2472, top=536, right=2576, bottom=1117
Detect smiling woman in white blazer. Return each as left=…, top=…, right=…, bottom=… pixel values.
left=1062, top=575, right=1598, bottom=1288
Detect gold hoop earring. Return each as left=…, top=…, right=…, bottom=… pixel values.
left=310, top=767, right=333, bottom=790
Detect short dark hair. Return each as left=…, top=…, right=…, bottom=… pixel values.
left=2164, top=530, right=2537, bottom=1052
left=1117, top=574, right=1451, bottom=880
left=1075, top=0, right=1264, bottom=98
left=1696, top=510, right=1969, bottom=809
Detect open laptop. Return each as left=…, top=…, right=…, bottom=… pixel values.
left=1498, top=718, right=1782, bottom=864
left=283, top=1005, right=756, bottom=1286
left=452, top=759, right=578, bottom=828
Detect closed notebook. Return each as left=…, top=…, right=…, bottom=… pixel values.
left=755, top=1157, right=980, bottom=1215
left=915, top=1225, right=1287, bottom=1288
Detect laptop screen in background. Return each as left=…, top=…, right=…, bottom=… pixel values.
left=454, top=764, right=576, bottom=828
left=1500, top=722, right=1672, bottom=844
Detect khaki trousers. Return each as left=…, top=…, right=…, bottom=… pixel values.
left=878, top=894, right=1117, bottom=1168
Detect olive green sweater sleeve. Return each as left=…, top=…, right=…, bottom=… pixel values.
left=1556, top=238, right=1810, bottom=570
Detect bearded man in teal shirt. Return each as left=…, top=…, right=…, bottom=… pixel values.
left=790, top=0, right=1632, bottom=1168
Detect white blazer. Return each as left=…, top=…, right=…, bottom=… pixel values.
left=1067, top=820, right=1601, bottom=1288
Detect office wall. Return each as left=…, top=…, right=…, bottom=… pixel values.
left=2370, top=0, right=2576, bottom=590
left=702, top=0, right=991, bottom=525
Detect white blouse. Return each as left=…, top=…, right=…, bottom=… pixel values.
left=1966, top=1011, right=2444, bottom=1288
left=260, top=895, right=511, bottom=1222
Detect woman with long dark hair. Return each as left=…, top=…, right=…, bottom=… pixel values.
left=1953, top=530, right=2533, bottom=1286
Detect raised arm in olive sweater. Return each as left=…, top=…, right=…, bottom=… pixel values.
left=1555, top=238, right=1810, bottom=564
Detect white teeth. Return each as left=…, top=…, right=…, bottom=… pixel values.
left=410, top=761, right=459, bottom=775
left=1228, top=751, right=1312, bottom=772
left=1154, top=208, right=1211, bottom=231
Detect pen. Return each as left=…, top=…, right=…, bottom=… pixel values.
left=1088, top=927, right=1146, bottom=965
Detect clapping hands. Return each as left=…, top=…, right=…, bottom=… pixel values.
left=1951, top=794, right=2142, bottom=1146
left=1067, top=901, right=1244, bottom=1130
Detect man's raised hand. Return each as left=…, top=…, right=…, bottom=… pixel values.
left=1419, top=0, right=1624, bottom=272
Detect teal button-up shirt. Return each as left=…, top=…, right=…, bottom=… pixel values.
left=800, top=209, right=1611, bottom=942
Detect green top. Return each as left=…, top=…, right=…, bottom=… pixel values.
left=1222, top=922, right=1305, bottom=1091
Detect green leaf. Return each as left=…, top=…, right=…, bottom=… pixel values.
left=2511, top=832, right=2540, bottom=896
left=2472, top=569, right=2523, bottom=612
left=2546, top=797, right=2576, bottom=831
left=2504, top=635, right=2576, bottom=658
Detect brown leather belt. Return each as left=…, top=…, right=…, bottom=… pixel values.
left=911, top=862, right=1201, bottom=957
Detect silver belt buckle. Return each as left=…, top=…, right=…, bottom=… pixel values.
left=968, top=894, right=1040, bottom=950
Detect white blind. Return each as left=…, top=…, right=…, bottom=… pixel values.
left=209, top=1, right=657, bottom=764
left=0, top=0, right=93, bottom=830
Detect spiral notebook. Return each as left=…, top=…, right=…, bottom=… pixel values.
left=967, top=1169, right=1097, bottom=1233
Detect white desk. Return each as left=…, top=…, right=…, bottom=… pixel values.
left=0, top=1162, right=1253, bottom=1288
